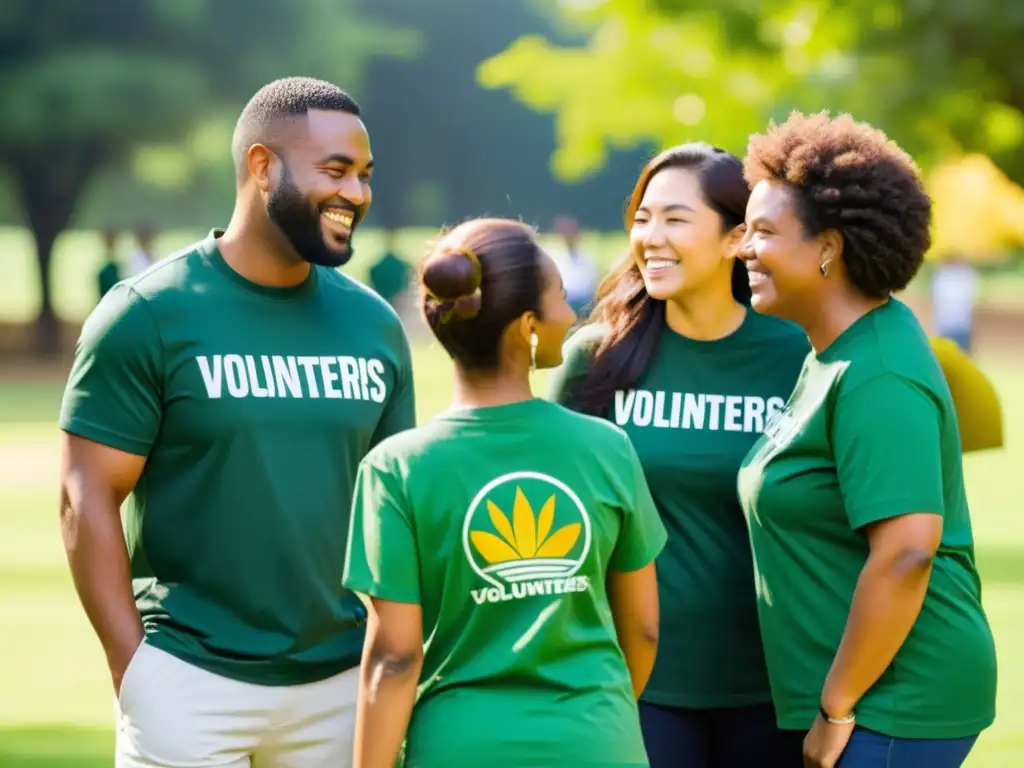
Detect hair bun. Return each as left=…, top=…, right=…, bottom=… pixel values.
left=421, top=248, right=483, bottom=323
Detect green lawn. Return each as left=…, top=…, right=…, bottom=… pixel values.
left=1, top=348, right=1022, bottom=765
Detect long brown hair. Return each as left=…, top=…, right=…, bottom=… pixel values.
left=567, top=143, right=752, bottom=415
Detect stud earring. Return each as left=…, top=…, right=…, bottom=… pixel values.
left=529, top=332, right=539, bottom=372
left=819, top=261, right=829, bottom=277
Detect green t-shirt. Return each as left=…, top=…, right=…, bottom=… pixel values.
left=368, top=252, right=411, bottom=305
left=547, top=311, right=810, bottom=708
left=738, top=298, right=997, bottom=738
left=344, top=399, right=668, bottom=768
left=59, top=230, right=416, bottom=686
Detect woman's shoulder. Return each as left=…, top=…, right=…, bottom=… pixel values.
left=542, top=400, right=633, bottom=452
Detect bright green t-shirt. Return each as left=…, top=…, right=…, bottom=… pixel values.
left=344, top=399, right=668, bottom=768
left=738, top=298, right=997, bottom=738
left=59, top=230, right=416, bottom=686
left=547, top=311, right=810, bottom=708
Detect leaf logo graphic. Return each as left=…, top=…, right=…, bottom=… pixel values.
left=462, top=472, right=592, bottom=593
left=470, top=487, right=581, bottom=563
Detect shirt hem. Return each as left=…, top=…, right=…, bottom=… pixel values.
left=641, top=688, right=773, bottom=709
left=145, top=633, right=359, bottom=687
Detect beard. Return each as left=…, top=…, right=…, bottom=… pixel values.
left=266, top=165, right=358, bottom=268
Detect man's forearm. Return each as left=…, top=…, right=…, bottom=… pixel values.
left=60, top=487, right=143, bottom=687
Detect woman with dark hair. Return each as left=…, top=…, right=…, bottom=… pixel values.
left=548, top=143, right=811, bottom=767
left=737, top=112, right=997, bottom=768
left=343, top=217, right=668, bottom=768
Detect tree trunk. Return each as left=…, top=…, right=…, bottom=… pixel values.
left=7, top=144, right=107, bottom=357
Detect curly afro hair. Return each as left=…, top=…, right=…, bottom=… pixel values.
left=743, top=111, right=932, bottom=299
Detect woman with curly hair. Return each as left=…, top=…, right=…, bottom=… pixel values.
left=737, top=112, right=998, bottom=768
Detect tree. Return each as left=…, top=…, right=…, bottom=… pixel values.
left=0, top=0, right=416, bottom=353
left=477, top=0, right=1024, bottom=186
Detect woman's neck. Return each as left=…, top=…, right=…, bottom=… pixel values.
left=451, top=366, right=535, bottom=410
left=803, top=291, right=889, bottom=354
left=664, top=279, right=747, bottom=341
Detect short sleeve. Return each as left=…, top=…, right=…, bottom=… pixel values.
left=609, top=434, right=668, bottom=573
left=546, top=324, right=604, bottom=406
left=343, top=456, right=421, bottom=604
left=832, top=374, right=945, bottom=530
left=370, top=325, right=417, bottom=448
left=58, top=284, right=163, bottom=456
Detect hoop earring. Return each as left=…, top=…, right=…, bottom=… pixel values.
left=529, top=332, right=539, bottom=372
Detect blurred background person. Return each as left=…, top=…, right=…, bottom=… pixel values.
left=368, top=227, right=413, bottom=311
left=553, top=215, right=599, bottom=318
left=96, top=227, right=121, bottom=302
left=128, top=223, right=157, bottom=277
left=930, top=253, right=979, bottom=355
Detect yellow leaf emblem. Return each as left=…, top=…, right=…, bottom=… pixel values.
left=471, top=487, right=580, bottom=563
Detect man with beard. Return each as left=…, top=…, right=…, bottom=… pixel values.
left=57, top=77, right=416, bottom=767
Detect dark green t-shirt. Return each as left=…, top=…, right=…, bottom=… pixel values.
left=368, top=252, right=411, bottom=306
left=738, top=299, right=997, bottom=738
left=97, top=260, right=120, bottom=299
left=344, top=399, right=667, bottom=767
left=547, top=311, right=810, bottom=708
left=60, top=230, right=416, bottom=686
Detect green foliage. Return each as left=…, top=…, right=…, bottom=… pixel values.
left=0, top=0, right=419, bottom=186
left=0, top=0, right=418, bottom=345
left=478, top=0, right=1024, bottom=184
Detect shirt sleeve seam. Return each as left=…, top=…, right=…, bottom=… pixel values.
left=59, top=419, right=153, bottom=456
left=126, top=285, right=168, bottom=402
left=846, top=498, right=945, bottom=528
left=345, top=580, right=421, bottom=605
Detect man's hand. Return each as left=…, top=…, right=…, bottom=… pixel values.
left=803, top=714, right=855, bottom=768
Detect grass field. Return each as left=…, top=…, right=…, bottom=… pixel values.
left=1, top=342, right=1023, bottom=766
left=2, top=222, right=1024, bottom=765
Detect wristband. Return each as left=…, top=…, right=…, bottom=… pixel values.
left=820, top=705, right=855, bottom=725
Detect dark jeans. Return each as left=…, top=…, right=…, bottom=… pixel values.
left=836, top=727, right=979, bottom=767
left=638, top=700, right=804, bottom=767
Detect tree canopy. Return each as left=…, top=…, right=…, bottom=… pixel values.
left=0, top=0, right=416, bottom=351
left=478, top=0, right=1024, bottom=186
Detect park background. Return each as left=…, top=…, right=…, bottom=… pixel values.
left=2, top=0, right=1024, bottom=764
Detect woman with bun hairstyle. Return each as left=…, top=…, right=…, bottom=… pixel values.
left=548, top=143, right=811, bottom=767
left=343, top=217, right=668, bottom=768
left=737, top=112, right=996, bottom=768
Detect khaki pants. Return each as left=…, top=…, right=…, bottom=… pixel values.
left=114, top=641, right=359, bottom=767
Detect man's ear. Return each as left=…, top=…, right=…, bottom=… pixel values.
left=247, top=144, right=276, bottom=193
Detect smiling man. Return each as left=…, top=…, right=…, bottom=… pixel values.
left=57, top=78, right=416, bottom=768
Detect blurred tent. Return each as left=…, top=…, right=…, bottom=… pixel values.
left=927, top=154, right=1024, bottom=261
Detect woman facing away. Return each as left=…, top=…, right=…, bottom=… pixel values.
left=736, top=111, right=998, bottom=768
left=548, top=143, right=811, bottom=767
left=342, top=217, right=669, bottom=768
